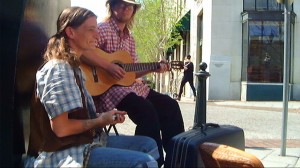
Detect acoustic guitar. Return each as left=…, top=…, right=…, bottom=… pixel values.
left=80, top=49, right=163, bottom=96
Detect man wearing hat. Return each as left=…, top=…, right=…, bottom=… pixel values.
left=83, top=0, right=185, bottom=166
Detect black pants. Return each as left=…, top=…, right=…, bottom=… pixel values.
left=117, top=89, right=185, bottom=167
left=178, top=76, right=196, bottom=98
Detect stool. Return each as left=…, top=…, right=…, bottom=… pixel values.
left=104, top=124, right=119, bottom=136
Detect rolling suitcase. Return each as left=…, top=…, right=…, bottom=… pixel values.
left=165, top=123, right=245, bottom=167
left=164, top=63, right=245, bottom=168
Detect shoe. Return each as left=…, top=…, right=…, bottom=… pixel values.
left=177, top=97, right=181, bottom=101
left=194, top=96, right=196, bottom=101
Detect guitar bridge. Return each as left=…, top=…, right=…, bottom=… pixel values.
left=92, top=66, right=98, bottom=83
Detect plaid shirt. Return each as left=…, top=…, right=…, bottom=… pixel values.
left=94, top=18, right=150, bottom=112
left=32, top=60, right=96, bottom=167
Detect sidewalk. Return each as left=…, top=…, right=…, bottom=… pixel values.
left=180, top=97, right=300, bottom=110
left=246, top=147, right=300, bottom=167
left=210, top=100, right=300, bottom=109
left=116, top=99, right=300, bottom=167
left=179, top=98, right=300, bottom=167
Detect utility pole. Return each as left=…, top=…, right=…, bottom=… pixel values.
left=276, top=0, right=293, bottom=156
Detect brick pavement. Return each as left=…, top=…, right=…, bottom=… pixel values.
left=207, top=101, right=300, bottom=148
left=246, top=139, right=300, bottom=148
left=179, top=99, right=300, bottom=149
left=112, top=99, right=300, bottom=150
left=207, top=102, right=300, bottom=148
left=207, top=101, right=300, bottom=113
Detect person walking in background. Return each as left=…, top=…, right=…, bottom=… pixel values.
left=27, top=7, right=159, bottom=168
left=82, top=0, right=185, bottom=166
left=177, top=54, right=197, bottom=101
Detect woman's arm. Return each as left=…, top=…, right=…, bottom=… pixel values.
left=50, top=109, right=127, bottom=137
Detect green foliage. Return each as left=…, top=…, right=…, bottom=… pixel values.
left=133, top=0, right=184, bottom=62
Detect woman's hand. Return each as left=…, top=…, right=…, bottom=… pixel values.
left=97, top=110, right=127, bottom=126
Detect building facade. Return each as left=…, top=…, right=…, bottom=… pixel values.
left=171, top=0, right=299, bottom=101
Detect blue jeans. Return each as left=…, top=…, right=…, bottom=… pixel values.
left=87, top=135, right=159, bottom=168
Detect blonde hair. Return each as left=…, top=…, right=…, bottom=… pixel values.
left=43, top=7, right=96, bottom=66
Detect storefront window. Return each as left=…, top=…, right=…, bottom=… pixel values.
left=269, top=0, right=283, bottom=11
left=244, top=0, right=283, bottom=11
left=244, top=0, right=255, bottom=10
left=247, top=21, right=284, bottom=82
left=256, top=0, right=268, bottom=10
left=242, top=0, right=294, bottom=83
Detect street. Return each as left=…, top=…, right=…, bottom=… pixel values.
left=115, top=100, right=300, bottom=147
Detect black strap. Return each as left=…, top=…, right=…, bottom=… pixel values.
left=73, top=67, right=103, bottom=137
left=73, top=67, right=87, bottom=109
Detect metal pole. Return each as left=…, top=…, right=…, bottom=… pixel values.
left=281, top=0, right=291, bottom=156
left=194, top=62, right=210, bottom=127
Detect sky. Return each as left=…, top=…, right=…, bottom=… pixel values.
left=71, top=0, right=107, bottom=23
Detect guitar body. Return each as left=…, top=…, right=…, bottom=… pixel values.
left=80, top=49, right=136, bottom=96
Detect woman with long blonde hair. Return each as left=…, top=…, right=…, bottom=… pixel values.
left=27, top=6, right=159, bottom=168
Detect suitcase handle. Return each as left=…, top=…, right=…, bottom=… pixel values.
left=200, top=123, right=220, bottom=132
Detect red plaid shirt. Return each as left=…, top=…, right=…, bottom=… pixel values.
left=93, top=18, right=150, bottom=112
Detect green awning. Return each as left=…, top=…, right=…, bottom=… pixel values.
left=175, top=10, right=190, bottom=32
left=166, top=10, right=190, bottom=55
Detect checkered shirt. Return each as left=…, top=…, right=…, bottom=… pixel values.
left=94, top=18, right=150, bottom=112
left=33, top=60, right=96, bottom=167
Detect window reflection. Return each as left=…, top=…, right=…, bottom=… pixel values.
left=256, top=0, right=267, bottom=10
left=243, top=0, right=283, bottom=11
left=247, top=21, right=284, bottom=83
left=269, top=0, right=282, bottom=11
left=244, top=0, right=255, bottom=10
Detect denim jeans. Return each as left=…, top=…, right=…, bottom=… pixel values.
left=87, top=135, right=159, bottom=168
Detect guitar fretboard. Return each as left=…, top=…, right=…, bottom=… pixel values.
left=122, top=62, right=160, bottom=72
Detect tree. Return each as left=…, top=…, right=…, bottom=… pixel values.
left=133, top=0, right=185, bottom=92
left=133, top=0, right=184, bottom=62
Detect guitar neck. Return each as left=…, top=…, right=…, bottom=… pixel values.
left=122, top=62, right=160, bottom=72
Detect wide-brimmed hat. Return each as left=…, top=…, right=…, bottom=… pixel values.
left=121, top=0, right=141, bottom=9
